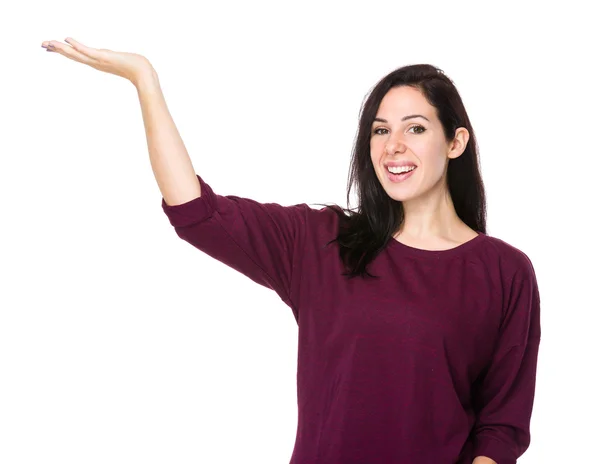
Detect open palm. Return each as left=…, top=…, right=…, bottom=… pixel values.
left=41, top=37, right=154, bottom=85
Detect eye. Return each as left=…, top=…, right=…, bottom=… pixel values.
left=409, top=125, right=426, bottom=134
left=372, top=125, right=426, bottom=135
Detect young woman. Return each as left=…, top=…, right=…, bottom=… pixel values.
left=42, top=38, right=541, bottom=464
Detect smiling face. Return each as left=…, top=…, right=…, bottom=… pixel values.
left=370, top=85, right=468, bottom=204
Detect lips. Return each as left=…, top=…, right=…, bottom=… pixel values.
left=385, top=166, right=417, bottom=183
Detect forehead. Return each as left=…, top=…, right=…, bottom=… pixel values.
left=377, top=86, right=433, bottom=117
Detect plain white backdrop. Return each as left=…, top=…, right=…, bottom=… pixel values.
left=1, top=1, right=598, bottom=463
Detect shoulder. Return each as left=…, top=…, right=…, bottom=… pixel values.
left=295, top=203, right=350, bottom=247
left=304, top=202, right=349, bottom=228
left=478, top=233, right=537, bottom=281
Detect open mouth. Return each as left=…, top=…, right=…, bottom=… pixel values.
left=386, top=166, right=417, bottom=182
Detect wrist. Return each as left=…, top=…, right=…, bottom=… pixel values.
left=132, top=65, right=159, bottom=91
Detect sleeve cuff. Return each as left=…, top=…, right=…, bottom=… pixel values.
left=472, top=435, right=516, bottom=464
left=161, top=174, right=217, bottom=228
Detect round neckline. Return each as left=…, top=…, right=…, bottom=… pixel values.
left=387, top=230, right=487, bottom=259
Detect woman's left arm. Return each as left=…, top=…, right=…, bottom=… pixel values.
left=470, top=256, right=542, bottom=464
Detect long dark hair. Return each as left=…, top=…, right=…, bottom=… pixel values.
left=317, top=64, right=487, bottom=280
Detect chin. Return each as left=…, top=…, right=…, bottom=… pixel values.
left=385, top=191, right=415, bottom=203
left=378, top=177, right=418, bottom=203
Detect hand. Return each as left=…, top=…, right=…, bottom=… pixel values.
left=41, top=37, right=155, bottom=86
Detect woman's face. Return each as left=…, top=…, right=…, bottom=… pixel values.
left=369, top=85, right=468, bottom=203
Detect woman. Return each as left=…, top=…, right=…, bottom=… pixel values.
left=42, top=38, right=541, bottom=464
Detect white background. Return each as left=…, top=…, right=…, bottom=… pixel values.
left=1, top=1, right=598, bottom=463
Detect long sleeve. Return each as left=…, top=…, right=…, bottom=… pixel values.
left=161, top=174, right=311, bottom=310
left=470, top=256, right=542, bottom=464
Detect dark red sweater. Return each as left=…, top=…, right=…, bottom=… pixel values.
left=161, top=174, right=541, bottom=464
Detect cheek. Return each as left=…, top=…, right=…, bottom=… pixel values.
left=370, top=139, right=383, bottom=158
left=369, top=142, right=377, bottom=162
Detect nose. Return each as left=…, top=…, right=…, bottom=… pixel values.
left=385, top=136, right=407, bottom=156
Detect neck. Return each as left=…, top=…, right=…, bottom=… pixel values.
left=395, top=180, right=467, bottom=241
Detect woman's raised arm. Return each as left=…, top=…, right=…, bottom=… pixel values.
left=41, top=38, right=200, bottom=206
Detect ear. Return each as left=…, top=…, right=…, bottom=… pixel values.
left=447, top=127, right=470, bottom=159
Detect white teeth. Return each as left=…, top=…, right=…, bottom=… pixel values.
left=387, top=165, right=416, bottom=174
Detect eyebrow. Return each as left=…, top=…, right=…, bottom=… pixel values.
left=373, top=114, right=430, bottom=124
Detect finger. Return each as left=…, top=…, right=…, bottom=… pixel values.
left=64, top=37, right=105, bottom=60
left=45, top=40, right=96, bottom=66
